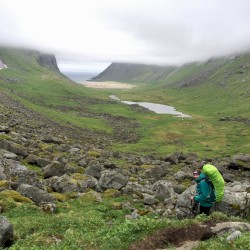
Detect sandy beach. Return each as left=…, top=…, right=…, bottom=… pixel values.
left=84, top=81, right=135, bottom=89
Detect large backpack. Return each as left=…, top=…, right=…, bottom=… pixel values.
left=202, top=164, right=225, bottom=202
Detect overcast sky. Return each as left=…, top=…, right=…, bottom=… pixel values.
left=1, top=0, right=250, bottom=72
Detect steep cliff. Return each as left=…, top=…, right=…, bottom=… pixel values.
left=37, top=53, right=60, bottom=72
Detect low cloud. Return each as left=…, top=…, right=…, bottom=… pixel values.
left=1, top=0, right=250, bottom=66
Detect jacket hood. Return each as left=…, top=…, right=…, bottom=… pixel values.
left=194, top=172, right=207, bottom=183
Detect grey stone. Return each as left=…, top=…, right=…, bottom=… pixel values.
left=98, top=170, right=128, bottom=190
left=226, top=230, right=242, bottom=241
left=17, top=184, right=55, bottom=205
left=0, top=216, right=14, bottom=247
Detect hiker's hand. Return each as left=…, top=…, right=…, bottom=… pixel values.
left=190, top=196, right=194, bottom=201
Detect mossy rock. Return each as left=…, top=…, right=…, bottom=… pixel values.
left=235, top=160, right=250, bottom=169
left=51, top=192, right=69, bottom=202
left=180, top=179, right=192, bottom=188
left=1, top=190, right=33, bottom=203
left=0, top=180, right=9, bottom=188
left=231, top=203, right=241, bottom=211
left=65, top=192, right=78, bottom=199
left=38, top=143, right=50, bottom=150
left=0, top=197, right=17, bottom=211
left=71, top=173, right=89, bottom=181
left=103, top=189, right=120, bottom=198
left=87, top=151, right=100, bottom=158
left=111, top=202, right=123, bottom=210
left=140, top=164, right=153, bottom=170
left=78, top=191, right=102, bottom=203
left=78, top=167, right=85, bottom=174
left=0, top=134, right=9, bottom=141
left=129, top=176, right=137, bottom=182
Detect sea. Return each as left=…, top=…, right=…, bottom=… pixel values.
left=61, top=71, right=99, bottom=84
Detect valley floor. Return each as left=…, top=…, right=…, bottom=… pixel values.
left=84, top=81, right=136, bottom=89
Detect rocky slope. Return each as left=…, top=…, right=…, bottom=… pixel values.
left=0, top=90, right=249, bottom=219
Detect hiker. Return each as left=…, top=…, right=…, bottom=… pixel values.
left=190, top=170, right=216, bottom=215
left=199, top=163, right=225, bottom=202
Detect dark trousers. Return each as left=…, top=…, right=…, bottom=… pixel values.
left=199, top=206, right=211, bottom=215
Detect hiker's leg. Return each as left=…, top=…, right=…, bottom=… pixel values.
left=199, top=206, right=210, bottom=215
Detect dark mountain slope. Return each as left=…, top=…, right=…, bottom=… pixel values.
left=92, top=62, right=176, bottom=84
left=92, top=54, right=250, bottom=90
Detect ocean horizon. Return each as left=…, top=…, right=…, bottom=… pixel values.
left=61, top=71, right=99, bottom=84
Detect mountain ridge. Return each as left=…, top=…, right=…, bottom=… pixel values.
left=92, top=53, right=250, bottom=89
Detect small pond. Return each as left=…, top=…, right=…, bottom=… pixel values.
left=109, top=95, right=191, bottom=118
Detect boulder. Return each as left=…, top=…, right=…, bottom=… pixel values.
left=42, top=136, right=62, bottom=144
left=211, top=221, right=250, bottom=235
left=216, top=181, right=250, bottom=217
left=0, top=216, right=14, bottom=248
left=233, top=154, right=250, bottom=169
left=85, top=164, right=102, bottom=179
left=36, top=158, right=51, bottom=168
left=122, top=181, right=154, bottom=197
left=142, top=165, right=168, bottom=180
left=0, top=126, right=10, bottom=134
left=152, top=180, right=175, bottom=200
left=0, top=140, right=27, bottom=158
left=2, top=159, right=43, bottom=189
left=3, top=151, right=18, bottom=160
left=143, top=194, right=158, bottom=205
left=43, top=161, right=75, bottom=178
left=223, top=173, right=236, bottom=182
left=45, top=174, right=98, bottom=193
left=176, top=181, right=250, bottom=217
left=17, top=184, right=55, bottom=205
left=174, top=170, right=193, bottom=181
left=98, top=170, right=129, bottom=190
left=175, top=185, right=196, bottom=217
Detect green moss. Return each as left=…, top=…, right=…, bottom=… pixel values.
left=78, top=191, right=101, bottom=203
left=0, top=190, right=33, bottom=204
left=111, top=202, right=123, bottom=210
left=140, top=164, right=153, bottom=170
left=87, top=151, right=100, bottom=158
left=235, top=160, right=250, bottom=169
left=0, top=135, right=10, bottom=141
left=129, top=176, right=138, bottom=182
left=103, top=189, right=120, bottom=198
left=78, top=167, right=85, bottom=174
left=180, top=179, right=192, bottom=188
left=51, top=192, right=69, bottom=202
left=231, top=203, right=241, bottom=211
left=71, top=173, right=89, bottom=181
left=0, top=180, right=9, bottom=188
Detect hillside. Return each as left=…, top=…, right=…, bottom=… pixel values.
left=92, top=62, right=176, bottom=84
left=0, top=47, right=249, bottom=249
left=92, top=54, right=250, bottom=88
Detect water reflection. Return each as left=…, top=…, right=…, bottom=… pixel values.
left=110, top=95, right=191, bottom=118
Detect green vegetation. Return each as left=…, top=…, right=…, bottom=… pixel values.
left=2, top=197, right=249, bottom=249
left=5, top=195, right=166, bottom=249
left=0, top=47, right=250, bottom=249
left=1, top=48, right=249, bottom=158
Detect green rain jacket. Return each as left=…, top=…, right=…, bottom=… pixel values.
left=194, top=173, right=216, bottom=207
